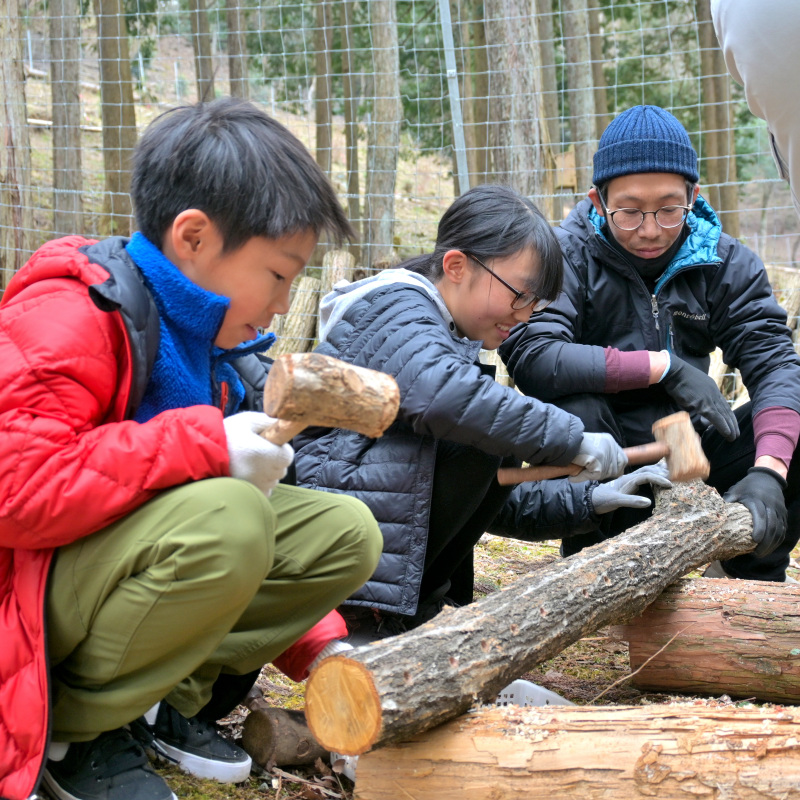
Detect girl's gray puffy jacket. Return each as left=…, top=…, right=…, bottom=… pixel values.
left=293, top=269, right=584, bottom=615
left=501, top=196, right=800, bottom=431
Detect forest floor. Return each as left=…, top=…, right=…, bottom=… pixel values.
left=77, top=533, right=796, bottom=800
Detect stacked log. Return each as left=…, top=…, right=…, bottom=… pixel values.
left=354, top=703, right=800, bottom=799
left=611, top=577, right=800, bottom=703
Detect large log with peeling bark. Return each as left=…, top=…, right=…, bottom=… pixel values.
left=611, top=577, right=800, bottom=703
left=305, top=482, right=756, bottom=755
left=354, top=704, right=800, bottom=799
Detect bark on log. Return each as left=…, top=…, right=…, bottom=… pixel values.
left=353, top=704, right=800, bottom=799
left=611, top=577, right=800, bottom=704
left=269, top=276, right=321, bottom=357
left=242, top=706, right=329, bottom=768
left=305, top=482, right=756, bottom=755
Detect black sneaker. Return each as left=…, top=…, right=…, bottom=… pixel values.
left=139, top=702, right=251, bottom=784
left=43, top=728, right=176, bottom=800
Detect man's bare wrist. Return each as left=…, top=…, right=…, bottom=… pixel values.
left=648, top=350, right=670, bottom=384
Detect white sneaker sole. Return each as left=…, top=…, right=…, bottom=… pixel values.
left=155, top=739, right=252, bottom=784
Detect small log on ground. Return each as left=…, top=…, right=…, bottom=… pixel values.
left=611, top=577, right=800, bottom=704
left=305, top=482, right=755, bottom=755
left=354, top=703, right=800, bottom=799
left=269, top=276, right=321, bottom=357
left=241, top=706, right=329, bottom=768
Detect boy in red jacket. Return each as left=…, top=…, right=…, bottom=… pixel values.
left=0, top=98, right=381, bottom=800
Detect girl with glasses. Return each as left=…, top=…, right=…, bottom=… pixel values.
left=293, top=184, right=667, bottom=644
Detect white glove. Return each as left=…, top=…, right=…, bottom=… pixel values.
left=222, top=411, right=294, bottom=498
left=569, top=432, right=628, bottom=483
left=590, top=461, right=673, bottom=514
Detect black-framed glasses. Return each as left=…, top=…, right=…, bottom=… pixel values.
left=465, top=253, right=551, bottom=312
left=598, top=193, right=692, bottom=231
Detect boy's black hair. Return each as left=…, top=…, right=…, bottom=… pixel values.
left=131, top=97, right=353, bottom=251
left=404, top=184, right=563, bottom=303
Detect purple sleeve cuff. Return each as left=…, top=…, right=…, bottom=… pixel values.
left=753, top=407, right=800, bottom=469
left=604, top=347, right=652, bottom=393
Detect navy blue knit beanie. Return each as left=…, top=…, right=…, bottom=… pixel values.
left=593, top=105, right=699, bottom=185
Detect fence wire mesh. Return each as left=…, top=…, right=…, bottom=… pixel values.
left=2, top=0, right=799, bottom=387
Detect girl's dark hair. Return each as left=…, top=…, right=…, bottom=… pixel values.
left=131, top=97, right=353, bottom=252
left=403, top=184, right=563, bottom=302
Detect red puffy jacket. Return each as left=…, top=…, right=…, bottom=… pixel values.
left=0, top=237, right=345, bottom=800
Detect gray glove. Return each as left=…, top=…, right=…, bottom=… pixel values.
left=590, top=461, right=673, bottom=514
left=223, top=411, right=294, bottom=498
left=569, top=432, right=628, bottom=483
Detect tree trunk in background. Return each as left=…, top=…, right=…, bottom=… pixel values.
left=711, top=39, right=740, bottom=238
left=226, top=0, right=249, bottom=99
left=93, top=0, right=137, bottom=236
left=483, top=0, right=547, bottom=202
left=561, top=0, right=596, bottom=197
left=364, top=0, right=400, bottom=269
left=314, top=0, right=333, bottom=175
left=341, top=0, right=361, bottom=261
left=189, top=0, right=215, bottom=102
left=0, top=0, right=32, bottom=285
left=462, top=1, right=489, bottom=185
left=697, top=0, right=722, bottom=215
left=587, top=0, right=610, bottom=138
left=535, top=0, right=560, bottom=152
left=49, top=0, right=83, bottom=237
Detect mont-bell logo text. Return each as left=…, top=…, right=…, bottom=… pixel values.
left=672, top=310, right=708, bottom=322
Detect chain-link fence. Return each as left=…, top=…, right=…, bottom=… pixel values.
left=2, top=0, right=798, bottom=386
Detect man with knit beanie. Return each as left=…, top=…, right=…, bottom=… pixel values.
left=501, top=104, right=800, bottom=582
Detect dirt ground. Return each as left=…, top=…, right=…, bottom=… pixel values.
left=124, top=534, right=800, bottom=800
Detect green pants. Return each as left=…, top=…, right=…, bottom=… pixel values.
left=46, top=478, right=382, bottom=741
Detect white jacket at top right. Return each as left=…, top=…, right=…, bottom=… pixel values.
left=712, top=0, right=800, bottom=219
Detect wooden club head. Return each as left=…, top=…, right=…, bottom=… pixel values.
left=652, top=411, right=710, bottom=482
left=263, top=352, right=400, bottom=441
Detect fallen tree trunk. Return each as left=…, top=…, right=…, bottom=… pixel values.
left=354, top=703, right=800, bottom=799
left=611, top=577, right=800, bottom=704
left=305, top=482, right=755, bottom=755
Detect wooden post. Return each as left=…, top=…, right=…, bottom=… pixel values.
left=611, top=577, right=800, bottom=704
left=269, top=276, right=321, bottom=357
left=320, top=249, right=356, bottom=300
left=354, top=704, right=800, bottom=799
left=305, top=482, right=756, bottom=755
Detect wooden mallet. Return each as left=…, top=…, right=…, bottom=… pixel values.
left=259, top=352, right=401, bottom=445
left=497, top=410, right=709, bottom=485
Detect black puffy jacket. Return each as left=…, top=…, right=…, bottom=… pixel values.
left=294, top=272, right=584, bottom=614
left=501, top=196, right=800, bottom=436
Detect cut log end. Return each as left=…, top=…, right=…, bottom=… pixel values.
left=305, top=655, right=383, bottom=755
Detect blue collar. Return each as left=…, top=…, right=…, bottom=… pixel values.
left=125, top=232, right=275, bottom=421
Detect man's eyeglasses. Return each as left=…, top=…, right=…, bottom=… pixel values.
left=465, top=253, right=551, bottom=312
left=598, top=194, right=692, bottom=231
